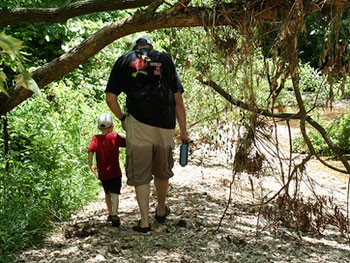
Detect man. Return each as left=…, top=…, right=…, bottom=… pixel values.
left=105, top=35, right=189, bottom=233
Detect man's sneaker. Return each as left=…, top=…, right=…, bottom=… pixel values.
left=111, top=215, right=121, bottom=227
left=107, top=215, right=113, bottom=222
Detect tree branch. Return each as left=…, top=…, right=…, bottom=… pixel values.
left=199, top=76, right=350, bottom=174
left=1, top=0, right=347, bottom=29
left=0, top=0, right=153, bottom=28
left=196, top=76, right=303, bottom=120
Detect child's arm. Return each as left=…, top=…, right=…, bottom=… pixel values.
left=88, top=151, right=98, bottom=175
left=117, top=133, right=126, bottom=148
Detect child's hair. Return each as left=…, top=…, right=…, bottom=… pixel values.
left=97, top=113, right=114, bottom=128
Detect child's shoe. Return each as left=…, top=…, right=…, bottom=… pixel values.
left=111, top=215, right=121, bottom=227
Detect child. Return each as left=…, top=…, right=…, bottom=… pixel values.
left=88, top=113, right=126, bottom=227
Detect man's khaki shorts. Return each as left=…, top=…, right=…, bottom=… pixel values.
left=124, top=115, right=175, bottom=186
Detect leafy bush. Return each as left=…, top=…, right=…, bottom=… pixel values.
left=0, top=165, right=53, bottom=256
left=292, top=113, right=350, bottom=156
left=0, top=81, right=110, bottom=259
left=331, top=113, right=350, bottom=153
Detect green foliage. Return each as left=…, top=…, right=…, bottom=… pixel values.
left=338, top=77, right=350, bottom=100
left=0, top=80, right=110, bottom=258
left=0, top=165, right=53, bottom=257
left=0, top=0, right=71, bottom=8
left=0, top=32, right=41, bottom=96
left=292, top=112, right=350, bottom=156
left=2, top=2, right=128, bottom=82
left=258, top=9, right=350, bottom=76
left=300, top=11, right=350, bottom=73
left=330, top=113, right=350, bottom=154
left=4, top=23, right=68, bottom=68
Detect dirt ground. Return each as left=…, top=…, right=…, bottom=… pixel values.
left=16, top=124, right=350, bottom=263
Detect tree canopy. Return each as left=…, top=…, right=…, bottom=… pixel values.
left=0, top=0, right=349, bottom=115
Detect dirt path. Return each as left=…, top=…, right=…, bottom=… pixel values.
left=16, top=145, right=350, bottom=262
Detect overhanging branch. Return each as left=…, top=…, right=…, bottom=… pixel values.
left=0, top=0, right=153, bottom=28
left=1, top=0, right=347, bottom=29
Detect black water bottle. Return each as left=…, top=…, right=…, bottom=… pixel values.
left=179, top=143, right=189, bottom=167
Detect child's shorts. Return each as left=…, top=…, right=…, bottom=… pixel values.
left=125, top=115, right=175, bottom=186
left=101, top=177, right=122, bottom=194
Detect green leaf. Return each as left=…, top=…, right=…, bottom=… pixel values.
left=0, top=71, right=9, bottom=96
left=0, top=71, right=7, bottom=83
left=0, top=82, right=9, bottom=96
left=0, top=32, right=24, bottom=60
left=15, top=71, right=42, bottom=98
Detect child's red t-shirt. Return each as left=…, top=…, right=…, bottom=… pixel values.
left=88, top=133, right=126, bottom=180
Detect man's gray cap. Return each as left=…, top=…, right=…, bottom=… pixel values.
left=132, top=35, right=152, bottom=48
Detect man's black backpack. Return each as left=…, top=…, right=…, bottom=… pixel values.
left=126, top=49, right=174, bottom=120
